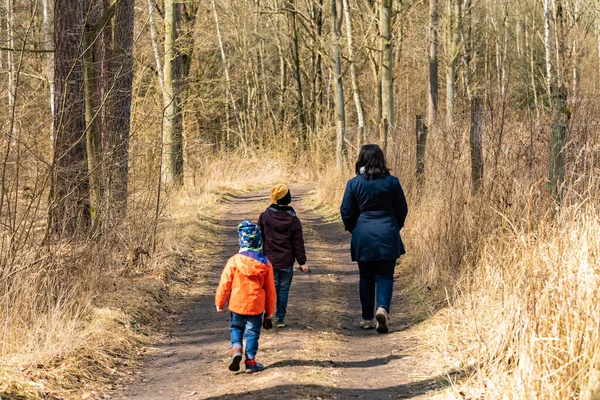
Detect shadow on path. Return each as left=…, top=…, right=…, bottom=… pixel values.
left=267, top=354, right=406, bottom=369
left=204, top=374, right=449, bottom=399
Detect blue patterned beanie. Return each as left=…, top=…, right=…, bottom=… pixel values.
left=238, top=220, right=263, bottom=252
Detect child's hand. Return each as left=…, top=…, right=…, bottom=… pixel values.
left=216, top=305, right=225, bottom=313
left=299, top=265, right=309, bottom=273
left=265, top=313, right=274, bottom=320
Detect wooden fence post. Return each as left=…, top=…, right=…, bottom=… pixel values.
left=415, top=115, right=427, bottom=186
left=548, top=85, right=568, bottom=203
left=470, top=96, right=484, bottom=193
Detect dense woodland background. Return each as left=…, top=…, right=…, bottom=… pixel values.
left=1, top=0, right=600, bottom=398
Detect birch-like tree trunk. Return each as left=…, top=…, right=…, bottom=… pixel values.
left=428, top=0, right=439, bottom=127
left=6, top=0, right=14, bottom=135
left=380, top=0, right=393, bottom=152
left=331, top=0, right=345, bottom=170
left=544, top=0, right=552, bottom=94
left=311, top=0, right=324, bottom=130
left=342, top=0, right=365, bottom=150
left=571, top=0, right=579, bottom=98
left=446, top=0, right=460, bottom=125
left=460, top=0, right=472, bottom=99
left=42, top=0, right=54, bottom=143
left=526, top=15, right=539, bottom=118
left=286, top=0, right=306, bottom=135
left=147, top=0, right=164, bottom=92
left=49, top=0, right=90, bottom=236
left=212, top=0, right=242, bottom=147
left=162, top=0, right=184, bottom=187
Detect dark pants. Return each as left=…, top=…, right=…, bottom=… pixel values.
left=274, top=266, right=294, bottom=321
left=357, top=260, right=396, bottom=320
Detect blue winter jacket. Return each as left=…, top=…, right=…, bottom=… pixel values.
left=340, top=173, right=408, bottom=262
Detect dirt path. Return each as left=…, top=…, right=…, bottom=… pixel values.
left=117, top=187, right=451, bottom=399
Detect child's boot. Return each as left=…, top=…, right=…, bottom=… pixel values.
left=245, top=359, right=265, bottom=373
left=229, top=348, right=243, bottom=371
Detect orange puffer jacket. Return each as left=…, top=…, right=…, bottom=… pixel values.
left=215, top=252, right=276, bottom=316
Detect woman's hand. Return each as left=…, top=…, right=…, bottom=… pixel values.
left=299, top=265, right=309, bottom=273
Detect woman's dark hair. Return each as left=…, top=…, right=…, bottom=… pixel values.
left=355, top=144, right=390, bottom=179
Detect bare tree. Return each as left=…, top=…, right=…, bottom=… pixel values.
left=49, top=0, right=90, bottom=236
left=42, top=0, right=54, bottom=143
left=83, top=0, right=106, bottom=224
left=470, top=96, right=483, bottom=193
left=428, top=0, right=439, bottom=127
left=147, top=0, right=164, bottom=92
left=6, top=0, right=15, bottom=136
left=286, top=0, right=307, bottom=135
left=332, top=0, right=346, bottom=170
left=445, top=0, right=460, bottom=124
left=162, top=0, right=184, bottom=187
left=343, top=0, right=365, bottom=150
left=544, top=0, right=552, bottom=94
left=380, top=0, right=393, bottom=151
left=105, top=0, right=134, bottom=221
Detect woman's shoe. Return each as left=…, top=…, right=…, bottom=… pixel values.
left=276, top=320, right=287, bottom=328
left=375, top=307, right=389, bottom=333
left=360, top=319, right=375, bottom=330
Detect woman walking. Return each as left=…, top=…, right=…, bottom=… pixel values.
left=340, top=144, right=408, bottom=333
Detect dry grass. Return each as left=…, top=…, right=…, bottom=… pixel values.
left=0, top=152, right=301, bottom=399
left=311, top=108, right=600, bottom=398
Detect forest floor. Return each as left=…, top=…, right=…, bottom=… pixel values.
left=112, top=186, right=457, bottom=399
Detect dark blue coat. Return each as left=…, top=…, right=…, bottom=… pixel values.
left=340, top=174, right=408, bottom=262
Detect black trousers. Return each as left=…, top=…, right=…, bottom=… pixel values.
left=357, top=260, right=396, bottom=320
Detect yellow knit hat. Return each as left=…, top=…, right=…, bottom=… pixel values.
left=270, top=184, right=289, bottom=204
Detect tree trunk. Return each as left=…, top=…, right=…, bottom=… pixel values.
left=83, top=0, right=106, bottom=225
left=42, top=0, right=55, bottom=144
left=342, top=0, right=365, bottom=151
left=470, top=96, right=483, bottom=193
left=526, top=15, right=539, bottom=119
left=6, top=0, right=14, bottom=137
left=548, top=86, right=567, bottom=203
left=331, top=0, right=345, bottom=170
left=105, top=0, right=134, bottom=222
left=415, top=115, right=427, bottom=187
left=287, top=0, right=306, bottom=136
left=311, top=0, right=324, bottom=130
left=148, top=0, right=165, bottom=92
left=428, top=0, right=439, bottom=127
left=544, top=0, right=552, bottom=95
left=380, top=0, right=393, bottom=152
left=49, top=0, right=90, bottom=236
left=459, top=0, right=472, bottom=99
left=162, top=0, right=184, bottom=187
left=446, top=0, right=460, bottom=125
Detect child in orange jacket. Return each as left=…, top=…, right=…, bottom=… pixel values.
left=215, top=220, right=276, bottom=373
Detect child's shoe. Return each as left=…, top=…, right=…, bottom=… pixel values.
left=228, top=348, right=243, bottom=371
left=245, top=359, right=265, bottom=373
left=375, top=307, right=389, bottom=334
left=360, top=319, right=375, bottom=330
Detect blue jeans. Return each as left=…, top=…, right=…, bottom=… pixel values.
left=274, top=266, right=294, bottom=321
left=230, top=312, right=263, bottom=360
left=357, top=260, right=396, bottom=320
